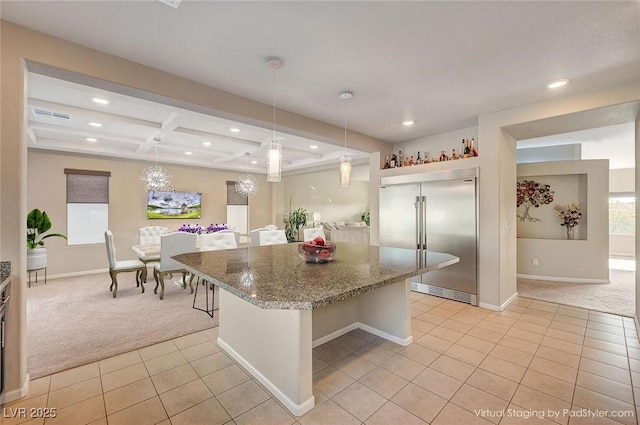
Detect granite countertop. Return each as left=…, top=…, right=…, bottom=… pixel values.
left=172, top=242, right=458, bottom=310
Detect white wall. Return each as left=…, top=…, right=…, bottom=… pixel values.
left=610, top=168, right=635, bottom=193
left=394, top=126, right=478, bottom=163
left=517, top=144, right=582, bottom=163
left=282, top=165, right=370, bottom=226
left=517, top=160, right=609, bottom=282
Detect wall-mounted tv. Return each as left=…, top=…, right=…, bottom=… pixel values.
left=147, top=191, right=202, bottom=219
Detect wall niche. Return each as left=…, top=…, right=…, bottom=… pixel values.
left=516, top=173, right=588, bottom=240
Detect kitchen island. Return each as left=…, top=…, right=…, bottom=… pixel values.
left=173, top=242, right=458, bottom=416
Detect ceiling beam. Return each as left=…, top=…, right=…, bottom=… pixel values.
left=29, top=122, right=144, bottom=146
left=29, top=98, right=163, bottom=129
left=173, top=127, right=260, bottom=147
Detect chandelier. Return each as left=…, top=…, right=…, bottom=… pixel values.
left=266, top=57, right=283, bottom=183
left=139, top=144, right=173, bottom=191
left=235, top=152, right=259, bottom=197
left=339, top=91, right=352, bottom=188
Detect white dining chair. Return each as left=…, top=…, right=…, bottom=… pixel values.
left=104, top=230, right=147, bottom=298
left=193, top=232, right=238, bottom=317
left=258, top=229, right=288, bottom=246
left=199, top=232, right=238, bottom=251
left=303, top=227, right=326, bottom=242
left=215, top=229, right=240, bottom=245
left=153, top=232, right=197, bottom=300
left=137, top=226, right=168, bottom=265
left=250, top=227, right=268, bottom=246
left=138, top=225, right=169, bottom=245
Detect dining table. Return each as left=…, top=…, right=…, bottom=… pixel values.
left=171, top=242, right=459, bottom=416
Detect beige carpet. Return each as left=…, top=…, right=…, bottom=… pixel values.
left=27, top=272, right=218, bottom=379
left=518, top=268, right=635, bottom=317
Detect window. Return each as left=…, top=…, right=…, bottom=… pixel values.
left=65, top=169, right=110, bottom=245
left=226, top=181, right=248, bottom=235
left=609, top=193, right=635, bottom=235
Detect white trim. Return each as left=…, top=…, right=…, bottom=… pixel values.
left=357, top=322, right=413, bottom=346
left=217, top=337, right=315, bottom=417
left=312, top=323, right=358, bottom=348
left=0, top=373, right=29, bottom=405
left=46, top=268, right=108, bottom=280
left=312, top=321, right=413, bottom=348
left=635, top=316, right=640, bottom=341
left=479, top=292, right=519, bottom=312
left=517, top=274, right=609, bottom=284
left=478, top=302, right=500, bottom=311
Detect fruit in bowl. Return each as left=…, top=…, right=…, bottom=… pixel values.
left=298, top=237, right=336, bottom=263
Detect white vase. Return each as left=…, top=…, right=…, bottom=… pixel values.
left=27, top=247, right=47, bottom=270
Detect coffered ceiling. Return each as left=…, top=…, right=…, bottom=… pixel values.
left=3, top=1, right=640, bottom=173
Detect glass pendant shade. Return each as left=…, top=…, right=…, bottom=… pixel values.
left=340, top=155, right=352, bottom=188
left=339, top=91, right=353, bottom=188
left=267, top=138, right=282, bottom=182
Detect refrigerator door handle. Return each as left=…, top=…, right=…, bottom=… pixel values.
left=421, top=195, right=427, bottom=250
left=414, top=196, right=421, bottom=249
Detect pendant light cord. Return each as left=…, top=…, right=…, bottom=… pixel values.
left=272, top=67, right=277, bottom=141
left=343, top=96, right=347, bottom=153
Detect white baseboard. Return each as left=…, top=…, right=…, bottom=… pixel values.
left=358, top=322, right=413, bottom=346
left=217, top=337, right=314, bottom=417
left=312, top=322, right=413, bottom=348
left=517, top=274, right=609, bottom=284
left=46, top=268, right=108, bottom=280
left=312, top=323, right=358, bottom=348
left=479, top=292, right=519, bottom=312
left=0, top=373, right=29, bottom=405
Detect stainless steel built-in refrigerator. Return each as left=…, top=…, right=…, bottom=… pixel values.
left=379, top=168, right=478, bottom=305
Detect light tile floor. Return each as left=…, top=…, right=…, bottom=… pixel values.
left=3, top=295, right=640, bottom=425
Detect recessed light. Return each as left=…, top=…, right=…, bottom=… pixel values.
left=230, top=128, right=240, bottom=133
left=250, top=160, right=258, bottom=164
left=89, top=122, right=102, bottom=127
left=86, top=138, right=97, bottom=142
left=546, top=79, right=569, bottom=89
left=310, top=145, right=318, bottom=150
left=202, top=142, right=211, bottom=146
left=92, top=97, right=109, bottom=105
left=185, top=151, right=193, bottom=155
left=402, top=120, right=415, bottom=126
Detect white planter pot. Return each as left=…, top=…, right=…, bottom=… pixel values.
left=27, top=248, right=48, bottom=270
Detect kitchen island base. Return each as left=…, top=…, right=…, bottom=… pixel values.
left=216, top=278, right=412, bottom=416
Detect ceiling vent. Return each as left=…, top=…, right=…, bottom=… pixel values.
left=31, top=107, right=71, bottom=121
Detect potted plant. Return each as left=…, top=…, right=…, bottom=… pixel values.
left=361, top=211, right=370, bottom=226
left=284, top=197, right=308, bottom=242
left=26, top=208, right=67, bottom=270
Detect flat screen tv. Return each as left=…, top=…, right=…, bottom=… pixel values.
left=147, top=191, right=202, bottom=219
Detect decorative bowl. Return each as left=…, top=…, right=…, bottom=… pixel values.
left=298, top=240, right=336, bottom=263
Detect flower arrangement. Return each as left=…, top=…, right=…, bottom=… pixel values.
left=361, top=211, right=370, bottom=226
left=178, top=223, right=228, bottom=234
left=516, top=180, right=554, bottom=222
left=554, top=203, right=582, bottom=239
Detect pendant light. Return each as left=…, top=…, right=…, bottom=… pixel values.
left=235, top=152, right=259, bottom=197
left=266, top=57, right=283, bottom=183
left=139, top=142, right=173, bottom=191
left=339, top=91, right=352, bottom=188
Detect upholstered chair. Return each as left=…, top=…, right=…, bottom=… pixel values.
left=303, top=227, right=326, bottom=242
left=258, top=230, right=288, bottom=246
left=104, top=230, right=147, bottom=298
left=153, top=232, right=197, bottom=300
